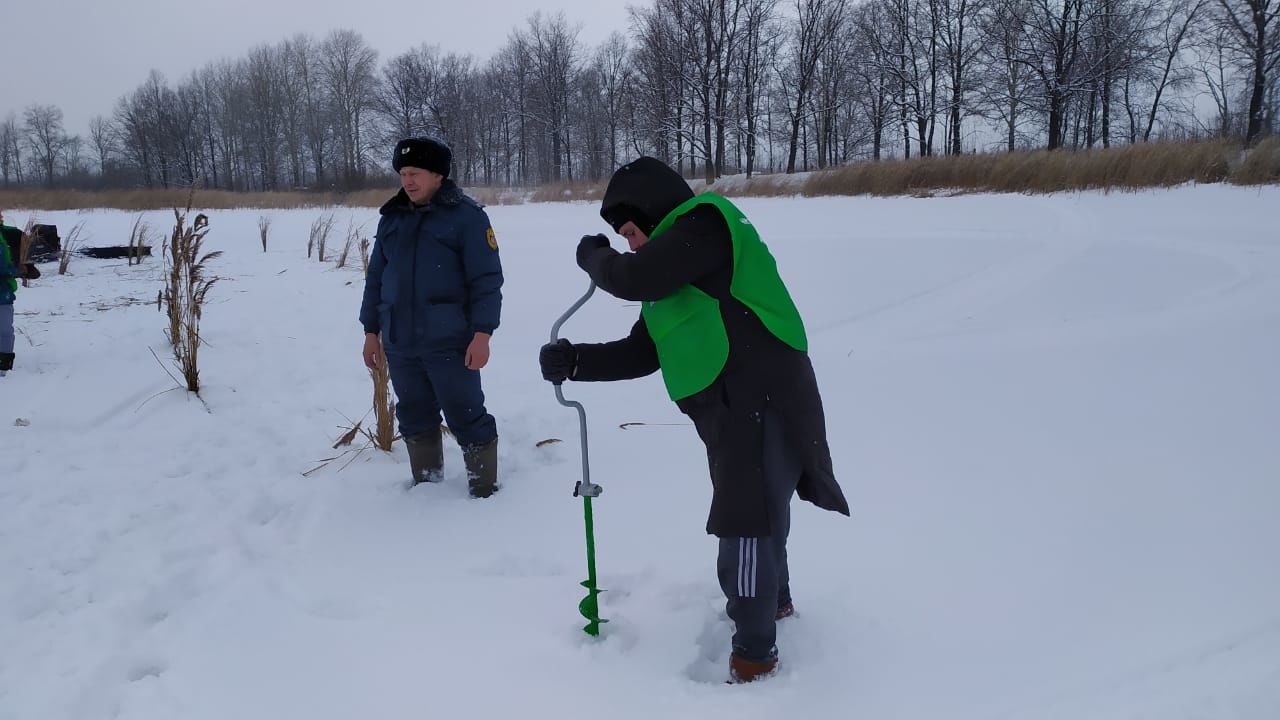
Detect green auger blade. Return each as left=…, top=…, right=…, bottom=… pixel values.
left=579, top=581, right=608, bottom=636
left=579, top=494, right=607, bottom=636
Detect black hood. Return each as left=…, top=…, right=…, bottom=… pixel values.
left=599, top=157, right=694, bottom=236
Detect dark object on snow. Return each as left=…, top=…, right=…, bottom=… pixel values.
left=13, top=225, right=62, bottom=264
left=3, top=224, right=61, bottom=264
left=81, top=245, right=153, bottom=260
left=31, top=225, right=61, bottom=262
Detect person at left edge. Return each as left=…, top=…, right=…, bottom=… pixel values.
left=359, top=136, right=504, bottom=498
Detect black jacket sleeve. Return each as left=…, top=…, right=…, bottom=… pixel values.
left=572, top=316, right=660, bottom=382
left=579, top=210, right=730, bottom=301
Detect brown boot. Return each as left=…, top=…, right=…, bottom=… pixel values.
left=404, top=426, right=444, bottom=485
left=462, top=437, right=499, bottom=498
left=729, top=654, right=778, bottom=684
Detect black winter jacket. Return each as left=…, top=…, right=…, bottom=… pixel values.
left=573, top=158, right=849, bottom=537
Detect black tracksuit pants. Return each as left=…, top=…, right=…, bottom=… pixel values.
left=716, top=408, right=800, bottom=663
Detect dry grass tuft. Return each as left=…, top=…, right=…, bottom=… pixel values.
left=370, top=345, right=395, bottom=452
left=336, top=220, right=361, bottom=269
left=1231, top=137, right=1280, bottom=185
left=258, top=215, right=272, bottom=253
left=0, top=188, right=355, bottom=211
left=163, top=196, right=221, bottom=394
left=800, top=139, right=1251, bottom=197
left=528, top=180, right=608, bottom=203
left=359, top=236, right=371, bottom=274
left=58, top=222, right=86, bottom=275
left=127, top=214, right=151, bottom=266
left=309, top=214, right=335, bottom=261
left=18, top=217, right=35, bottom=287
left=341, top=188, right=395, bottom=207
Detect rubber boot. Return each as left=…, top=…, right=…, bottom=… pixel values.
left=729, top=654, right=778, bottom=684
left=404, top=426, right=444, bottom=485
left=462, top=437, right=499, bottom=498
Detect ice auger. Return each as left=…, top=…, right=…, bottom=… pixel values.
left=550, top=281, right=607, bottom=637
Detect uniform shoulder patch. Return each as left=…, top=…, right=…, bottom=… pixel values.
left=486, top=227, right=498, bottom=250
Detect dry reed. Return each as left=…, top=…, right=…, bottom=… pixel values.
left=309, top=214, right=335, bottom=261
left=258, top=215, right=272, bottom=252
left=18, top=218, right=35, bottom=287
left=127, top=214, right=151, bottom=266
left=58, top=222, right=86, bottom=275
left=163, top=199, right=221, bottom=394
left=370, top=343, right=395, bottom=452
left=336, top=220, right=357, bottom=269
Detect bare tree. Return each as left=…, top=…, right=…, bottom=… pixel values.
left=23, top=104, right=67, bottom=186
left=632, top=0, right=693, bottom=172
left=1016, top=0, right=1107, bottom=149
left=737, top=0, right=782, bottom=173
left=1208, top=0, right=1279, bottom=141
left=490, top=36, right=535, bottom=183
left=244, top=44, right=288, bottom=190
left=0, top=115, right=22, bottom=185
left=1187, top=20, right=1239, bottom=134
left=286, top=35, right=333, bottom=187
left=779, top=0, right=848, bottom=171
left=320, top=29, right=379, bottom=188
left=278, top=37, right=310, bottom=188
left=88, top=116, right=117, bottom=176
left=938, top=0, right=990, bottom=154
left=595, top=33, right=634, bottom=171
left=849, top=1, right=899, bottom=159
left=1139, top=0, right=1206, bottom=140
left=376, top=44, right=442, bottom=143
left=523, top=13, right=582, bottom=182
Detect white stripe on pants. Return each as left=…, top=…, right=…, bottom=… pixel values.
left=737, top=538, right=758, bottom=598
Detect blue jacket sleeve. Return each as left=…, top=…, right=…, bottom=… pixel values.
left=359, top=221, right=389, bottom=335
left=461, top=209, right=503, bottom=335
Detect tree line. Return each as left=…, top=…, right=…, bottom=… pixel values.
left=1, top=0, right=1275, bottom=191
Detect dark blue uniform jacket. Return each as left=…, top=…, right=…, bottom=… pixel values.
left=360, top=181, right=503, bottom=354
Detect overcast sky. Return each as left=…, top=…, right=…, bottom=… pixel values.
left=2, top=0, right=634, bottom=137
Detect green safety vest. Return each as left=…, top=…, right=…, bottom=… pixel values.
left=641, top=193, right=807, bottom=401
left=0, top=226, right=16, bottom=295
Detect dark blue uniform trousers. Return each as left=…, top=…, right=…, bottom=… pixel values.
left=716, top=408, right=801, bottom=664
left=385, top=349, right=497, bottom=447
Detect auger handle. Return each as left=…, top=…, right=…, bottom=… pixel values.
left=551, top=281, right=601, bottom=498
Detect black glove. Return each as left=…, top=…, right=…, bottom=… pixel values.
left=539, top=338, right=577, bottom=383
left=576, top=234, right=610, bottom=272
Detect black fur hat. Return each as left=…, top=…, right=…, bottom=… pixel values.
left=392, top=136, right=452, bottom=177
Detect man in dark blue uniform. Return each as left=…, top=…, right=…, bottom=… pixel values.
left=360, top=137, right=504, bottom=497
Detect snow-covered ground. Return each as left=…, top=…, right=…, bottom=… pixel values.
left=1, top=186, right=1278, bottom=720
